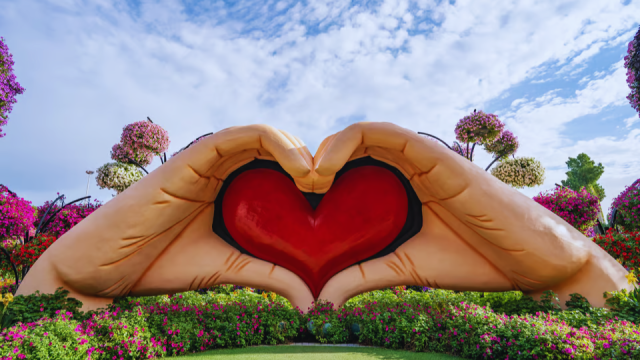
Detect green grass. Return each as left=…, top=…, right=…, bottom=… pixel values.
left=175, top=345, right=466, bottom=360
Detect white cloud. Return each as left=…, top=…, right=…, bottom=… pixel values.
left=0, top=0, right=638, bottom=215
left=624, top=115, right=640, bottom=128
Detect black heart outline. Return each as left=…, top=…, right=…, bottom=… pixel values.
left=212, top=156, right=423, bottom=270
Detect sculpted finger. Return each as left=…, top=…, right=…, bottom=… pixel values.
left=314, top=122, right=416, bottom=177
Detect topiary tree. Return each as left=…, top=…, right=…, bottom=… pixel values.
left=533, top=186, right=600, bottom=236
left=419, top=109, right=545, bottom=188
left=624, top=25, right=640, bottom=117
left=608, top=179, right=640, bottom=232
left=0, top=37, right=26, bottom=138
left=95, top=162, right=144, bottom=194
left=490, top=157, right=545, bottom=189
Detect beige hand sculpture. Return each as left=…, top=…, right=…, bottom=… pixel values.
left=314, top=122, right=632, bottom=308
left=17, top=125, right=318, bottom=311
left=18, top=122, right=631, bottom=312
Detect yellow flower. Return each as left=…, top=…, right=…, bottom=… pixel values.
left=1, top=293, right=12, bottom=307
left=233, top=291, right=238, bottom=296
left=262, top=292, right=268, bottom=299
left=626, top=270, right=638, bottom=286
left=270, top=292, right=276, bottom=301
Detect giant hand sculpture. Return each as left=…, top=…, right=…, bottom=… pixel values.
left=17, top=122, right=631, bottom=311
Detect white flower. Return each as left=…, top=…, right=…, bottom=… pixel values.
left=95, top=162, right=144, bottom=194
left=490, top=157, right=545, bottom=189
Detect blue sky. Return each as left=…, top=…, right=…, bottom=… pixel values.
left=0, top=0, right=639, bottom=215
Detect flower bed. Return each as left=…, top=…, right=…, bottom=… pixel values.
left=2, top=287, right=640, bottom=359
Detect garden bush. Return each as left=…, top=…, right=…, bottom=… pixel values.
left=0, top=185, right=36, bottom=241
left=2, top=287, right=640, bottom=359
left=609, top=179, right=640, bottom=232
left=34, top=197, right=102, bottom=238
left=593, top=229, right=640, bottom=271
left=533, top=186, right=600, bottom=236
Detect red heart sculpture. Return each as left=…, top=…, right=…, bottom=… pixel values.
left=222, top=165, right=408, bottom=298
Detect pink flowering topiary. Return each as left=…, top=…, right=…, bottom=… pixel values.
left=34, top=196, right=102, bottom=238
left=484, top=130, right=519, bottom=157
left=0, top=37, right=26, bottom=138
left=533, top=186, right=600, bottom=236
left=0, top=185, right=36, bottom=240
left=454, top=110, right=505, bottom=145
left=111, top=120, right=170, bottom=167
left=608, top=179, right=640, bottom=232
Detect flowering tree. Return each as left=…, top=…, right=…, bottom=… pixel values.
left=624, top=25, right=640, bottom=117
left=419, top=109, right=545, bottom=188
left=490, top=157, right=545, bottom=189
left=0, top=37, right=26, bottom=138
left=533, top=186, right=600, bottom=236
left=608, top=179, right=640, bottom=232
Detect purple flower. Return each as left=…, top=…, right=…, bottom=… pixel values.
left=0, top=37, right=26, bottom=138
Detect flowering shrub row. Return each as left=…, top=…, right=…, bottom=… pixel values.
left=2, top=287, right=640, bottom=359
left=533, top=186, right=600, bottom=236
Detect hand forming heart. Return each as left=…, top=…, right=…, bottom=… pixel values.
left=17, top=122, right=631, bottom=311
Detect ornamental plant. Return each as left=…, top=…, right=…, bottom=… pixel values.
left=490, top=157, right=545, bottom=189
left=34, top=197, right=102, bottom=238
left=420, top=110, right=545, bottom=189
left=454, top=110, right=505, bottom=145
left=609, top=179, right=640, bottom=232
left=623, top=25, right=640, bottom=116
left=533, top=186, right=600, bottom=236
left=96, top=162, right=144, bottom=194
left=111, top=120, right=170, bottom=167
left=2, top=234, right=56, bottom=272
left=594, top=229, right=640, bottom=271
left=0, top=37, right=26, bottom=138
left=0, top=185, right=36, bottom=240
